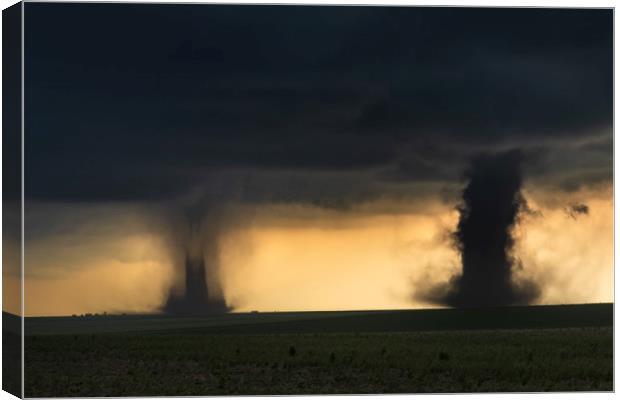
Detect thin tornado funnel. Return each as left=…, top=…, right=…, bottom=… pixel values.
left=163, top=255, right=229, bottom=315
left=161, top=208, right=230, bottom=315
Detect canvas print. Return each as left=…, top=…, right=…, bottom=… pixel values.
left=2, top=2, right=614, bottom=397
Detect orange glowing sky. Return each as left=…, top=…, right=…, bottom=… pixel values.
left=4, top=183, right=612, bottom=317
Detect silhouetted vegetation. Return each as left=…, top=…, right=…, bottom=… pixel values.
left=23, top=304, right=613, bottom=396
left=25, top=328, right=612, bottom=396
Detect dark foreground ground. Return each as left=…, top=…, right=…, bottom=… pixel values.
left=22, top=303, right=613, bottom=396
left=3, top=312, right=21, bottom=397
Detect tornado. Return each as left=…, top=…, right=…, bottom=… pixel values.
left=161, top=205, right=230, bottom=315
left=429, top=150, right=540, bottom=307
left=162, top=255, right=229, bottom=315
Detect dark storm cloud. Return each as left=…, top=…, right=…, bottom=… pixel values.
left=24, top=4, right=612, bottom=204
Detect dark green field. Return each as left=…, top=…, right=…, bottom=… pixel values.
left=3, top=312, right=21, bottom=397
left=22, top=303, right=613, bottom=396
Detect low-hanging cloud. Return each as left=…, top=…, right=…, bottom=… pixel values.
left=25, top=6, right=612, bottom=206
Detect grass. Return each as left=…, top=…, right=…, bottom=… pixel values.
left=21, top=304, right=614, bottom=396
left=25, top=328, right=612, bottom=396
left=3, top=331, right=21, bottom=397
left=3, top=312, right=21, bottom=397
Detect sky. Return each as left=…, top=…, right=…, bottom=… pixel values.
left=7, top=4, right=612, bottom=316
